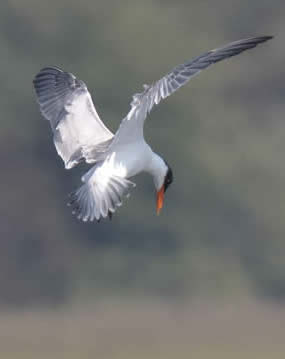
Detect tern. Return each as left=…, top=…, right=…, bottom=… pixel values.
left=33, top=36, right=272, bottom=222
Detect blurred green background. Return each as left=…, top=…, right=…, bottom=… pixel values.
left=1, top=0, right=285, bottom=358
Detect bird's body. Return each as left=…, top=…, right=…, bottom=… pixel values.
left=103, top=140, right=154, bottom=179
left=33, top=36, right=272, bottom=222
left=67, top=139, right=168, bottom=221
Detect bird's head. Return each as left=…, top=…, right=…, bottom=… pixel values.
left=153, top=158, right=173, bottom=215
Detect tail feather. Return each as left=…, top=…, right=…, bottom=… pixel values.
left=68, top=166, right=135, bottom=222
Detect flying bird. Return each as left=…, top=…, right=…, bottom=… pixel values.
left=33, top=36, right=272, bottom=222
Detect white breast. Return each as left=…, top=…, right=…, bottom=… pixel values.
left=107, top=140, right=154, bottom=179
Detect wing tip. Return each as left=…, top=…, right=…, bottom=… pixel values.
left=252, top=35, right=274, bottom=43
left=260, top=35, right=274, bottom=40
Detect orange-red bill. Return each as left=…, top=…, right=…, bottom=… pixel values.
left=156, top=185, right=165, bottom=215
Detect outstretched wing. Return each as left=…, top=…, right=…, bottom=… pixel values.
left=33, top=67, right=114, bottom=169
left=111, top=36, right=272, bottom=147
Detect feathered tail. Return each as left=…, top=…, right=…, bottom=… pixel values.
left=68, top=164, right=135, bottom=222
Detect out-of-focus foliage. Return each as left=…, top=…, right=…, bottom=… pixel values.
left=1, top=0, right=284, bottom=307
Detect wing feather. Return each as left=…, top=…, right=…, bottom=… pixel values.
left=111, top=36, right=272, bottom=147
left=33, top=67, right=114, bottom=169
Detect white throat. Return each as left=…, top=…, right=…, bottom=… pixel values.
left=147, top=152, right=168, bottom=190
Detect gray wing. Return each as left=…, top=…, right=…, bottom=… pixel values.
left=33, top=67, right=114, bottom=169
left=111, top=36, right=272, bottom=147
